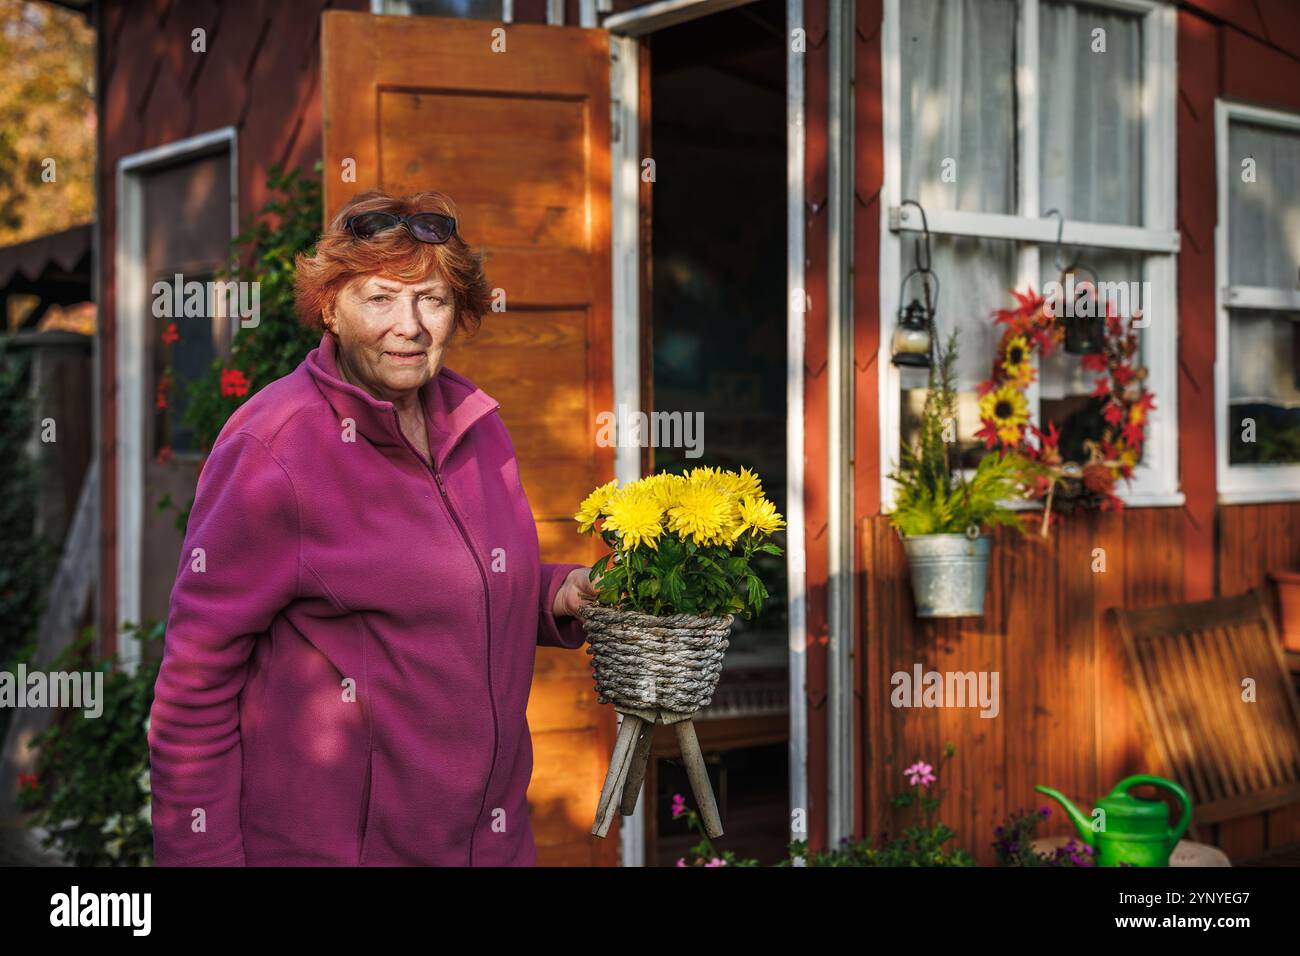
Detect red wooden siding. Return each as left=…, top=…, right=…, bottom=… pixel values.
left=803, top=0, right=832, bottom=854
left=96, top=0, right=368, bottom=656
left=847, top=0, right=1300, bottom=863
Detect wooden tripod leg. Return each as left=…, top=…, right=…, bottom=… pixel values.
left=674, top=718, right=723, bottom=838
left=592, top=713, right=643, bottom=838
left=619, top=720, right=655, bottom=816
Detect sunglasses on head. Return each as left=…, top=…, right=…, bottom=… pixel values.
left=345, top=211, right=457, bottom=244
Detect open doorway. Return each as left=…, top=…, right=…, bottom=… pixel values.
left=640, top=0, right=789, bottom=866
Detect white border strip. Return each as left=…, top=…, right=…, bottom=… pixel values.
left=115, top=126, right=237, bottom=674
left=609, top=32, right=646, bottom=867
left=786, top=0, right=808, bottom=853
left=825, top=0, right=855, bottom=849
left=1214, top=99, right=1300, bottom=503
left=604, top=0, right=755, bottom=36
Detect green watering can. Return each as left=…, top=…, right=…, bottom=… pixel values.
left=1035, top=775, right=1193, bottom=867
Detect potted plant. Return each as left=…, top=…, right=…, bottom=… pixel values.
left=1270, top=570, right=1300, bottom=653
left=573, top=466, right=784, bottom=839
left=888, top=330, right=1027, bottom=617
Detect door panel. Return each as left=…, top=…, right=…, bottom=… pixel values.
left=321, top=10, right=616, bottom=866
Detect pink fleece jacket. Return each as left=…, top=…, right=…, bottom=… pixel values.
left=147, top=332, right=588, bottom=866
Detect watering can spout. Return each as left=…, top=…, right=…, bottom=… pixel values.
left=1035, top=784, right=1097, bottom=847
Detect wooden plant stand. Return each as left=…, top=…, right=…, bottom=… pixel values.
left=592, top=704, right=722, bottom=839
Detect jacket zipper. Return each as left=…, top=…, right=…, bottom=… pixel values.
left=392, top=414, right=498, bottom=867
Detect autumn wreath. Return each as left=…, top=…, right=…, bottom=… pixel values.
left=975, top=285, right=1156, bottom=534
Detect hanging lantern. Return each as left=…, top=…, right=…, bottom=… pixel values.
left=1062, top=268, right=1105, bottom=355
left=891, top=268, right=939, bottom=368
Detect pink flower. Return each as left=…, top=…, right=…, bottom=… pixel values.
left=905, top=761, right=936, bottom=787
left=705, top=857, right=727, bottom=867
left=671, top=793, right=686, bottom=819
left=676, top=858, right=687, bottom=867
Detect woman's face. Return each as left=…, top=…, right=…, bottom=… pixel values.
left=325, top=272, right=457, bottom=403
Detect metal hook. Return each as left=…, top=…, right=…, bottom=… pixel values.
left=1043, top=208, right=1066, bottom=272
left=899, top=199, right=932, bottom=275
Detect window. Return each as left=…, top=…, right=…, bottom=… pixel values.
left=881, top=0, right=1180, bottom=506
left=140, top=150, right=236, bottom=457
left=374, top=0, right=506, bottom=19
left=1215, top=103, right=1300, bottom=502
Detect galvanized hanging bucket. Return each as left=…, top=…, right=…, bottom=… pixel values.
left=901, top=529, right=992, bottom=618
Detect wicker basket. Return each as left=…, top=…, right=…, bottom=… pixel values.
left=579, top=603, right=735, bottom=838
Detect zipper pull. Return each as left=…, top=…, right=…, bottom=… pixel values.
left=434, top=470, right=448, bottom=496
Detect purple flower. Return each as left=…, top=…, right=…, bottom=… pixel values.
left=904, top=761, right=936, bottom=787
left=671, top=793, right=686, bottom=819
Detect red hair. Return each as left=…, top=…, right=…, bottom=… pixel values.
left=293, top=190, right=491, bottom=334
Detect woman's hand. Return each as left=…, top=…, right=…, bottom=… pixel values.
left=553, top=567, right=599, bottom=619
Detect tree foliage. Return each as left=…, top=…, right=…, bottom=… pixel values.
left=0, top=0, right=95, bottom=243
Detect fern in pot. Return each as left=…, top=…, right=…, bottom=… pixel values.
left=889, top=330, right=1028, bottom=617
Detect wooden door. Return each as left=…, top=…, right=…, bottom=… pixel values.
left=321, top=10, right=617, bottom=866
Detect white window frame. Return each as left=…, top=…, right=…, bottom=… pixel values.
left=879, top=0, right=1181, bottom=510
left=1214, top=100, right=1300, bottom=503
left=371, top=0, right=516, bottom=21
left=115, top=126, right=238, bottom=674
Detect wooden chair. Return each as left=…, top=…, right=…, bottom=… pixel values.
left=1109, top=590, right=1300, bottom=856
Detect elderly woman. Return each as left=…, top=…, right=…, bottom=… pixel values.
left=147, top=190, right=597, bottom=866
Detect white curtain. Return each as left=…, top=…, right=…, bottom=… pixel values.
left=1229, top=312, right=1300, bottom=407
left=898, top=0, right=1146, bottom=406
left=1227, top=122, right=1300, bottom=411
left=1228, top=121, right=1300, bottom=290
left=1039, top=1, right=1144, bottom=226
left=899, top=0, right=1018, bottom=408
left=901, top=0, right=1017, bottom=215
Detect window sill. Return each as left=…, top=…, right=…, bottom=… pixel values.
left=1217, top=487, right=1300, bottom=506
left=1118, top=490, right=1186, bottom=508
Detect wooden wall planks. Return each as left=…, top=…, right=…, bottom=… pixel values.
left=861, top=510, right=1183, bottom=865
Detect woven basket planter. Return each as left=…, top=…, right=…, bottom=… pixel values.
left=580, top=604, right=734, bottom=838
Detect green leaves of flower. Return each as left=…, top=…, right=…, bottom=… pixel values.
left=589, top=526, right=781, bottom=619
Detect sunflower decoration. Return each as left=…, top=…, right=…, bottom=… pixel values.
left=1000, top=335, right=1034, bottom=386
left=979, top=384, right=1031, bottom=446
left=573, top=466, right=784, bottom=619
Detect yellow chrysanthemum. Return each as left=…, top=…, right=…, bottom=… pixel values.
left=738, top=495, right=785, bottom=536
left=640, top=471, right=687, bottom=510
left=719, top=466, right=763, bottom=500
left=686, top=466, right=722, bottom=489
left=667, top=481, right=735, bottom=546
left=979, top=385, right=1030, bottom=445
left=573, top=478, right=619, bottom=533
left=603, top=486, right=664, bottom=551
